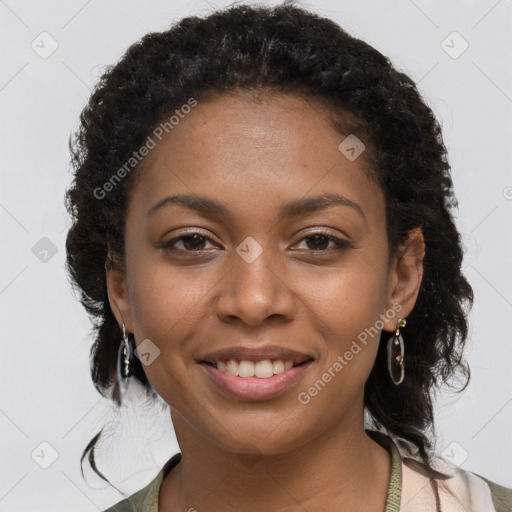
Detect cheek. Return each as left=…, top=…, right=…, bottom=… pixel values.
left=126, top=240, right=211, bottom=333
left=296, top=256, right=388, bottom=386
left=130, top=279, right=210, bottom=375
left=123, top=256, right=193, bottom=385
left=297, top=253, right=388, bottom=328
left=125, top=263, right=204, bottom=407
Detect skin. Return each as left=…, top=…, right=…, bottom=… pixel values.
left=106, top=92, right=425, bottom=511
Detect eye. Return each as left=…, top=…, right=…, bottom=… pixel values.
left=161, top=232, right=217, bottom=253
left=159, top=230, right=352, bottom=254
left=294, top=231, right=351, bottom=252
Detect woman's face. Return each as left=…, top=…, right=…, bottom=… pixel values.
left=107, top=92, right=423, bottom=455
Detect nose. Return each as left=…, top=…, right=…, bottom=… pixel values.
left=214, top=247, right=296, bottom=327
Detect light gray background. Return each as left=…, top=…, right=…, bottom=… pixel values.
left=1, top=0, right=511, bottom=510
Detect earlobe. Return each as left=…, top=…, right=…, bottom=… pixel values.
left=383, top=227, right=425, bottom=332
left=105, top=256, right=134, bottom=332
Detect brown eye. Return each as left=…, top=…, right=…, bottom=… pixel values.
left=180, top=234, right=208, bottom=251
left=161, top=233, right=217, bottom=253
left=294, top=231, right=352, bottom=252
left=304, top=234, right=331, bottom=251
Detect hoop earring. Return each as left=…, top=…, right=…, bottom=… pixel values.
left=387, top=317, right=406, bottom=385
left=117, top=323, right=133, bottom=395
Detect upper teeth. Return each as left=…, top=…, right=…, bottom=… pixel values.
left=216, top=359, right=294, bottom=378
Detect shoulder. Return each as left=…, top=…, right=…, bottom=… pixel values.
left=390, top=434, right=512, bottom=512
left=474, top=474, right=512, bottom=512
left=439, top=469, right=512, bottom=512
left=101, top=453, right=182, bottom=512
left=101, top=475, right=161, bottom=512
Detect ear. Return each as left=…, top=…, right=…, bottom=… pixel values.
left=382, top=227, right=425, bottom=332
left=105, top=253, right=134, bottom=333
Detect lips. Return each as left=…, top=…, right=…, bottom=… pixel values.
left=199, top=359, right=313, bottom=400
left=196, top=344, right=315, bottom=400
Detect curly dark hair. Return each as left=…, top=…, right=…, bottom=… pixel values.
left=65, top=1, right=473, bottom=505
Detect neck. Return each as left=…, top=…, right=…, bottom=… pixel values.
left=159, top=410, right=392, bottom=512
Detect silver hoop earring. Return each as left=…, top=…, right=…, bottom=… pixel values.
left=387, top=318, right=406, bottom=386
left=117, top=323, right=133, bottom=395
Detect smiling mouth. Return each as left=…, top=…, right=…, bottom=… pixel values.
left=200, top=358, right=314, bottom=379
left=198, top=356, right=314, bottom=400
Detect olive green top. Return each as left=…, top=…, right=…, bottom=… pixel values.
left=102, top=430, right=512, bottom=511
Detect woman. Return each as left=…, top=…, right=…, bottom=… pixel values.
left=65, top=3, right=512, bottom=511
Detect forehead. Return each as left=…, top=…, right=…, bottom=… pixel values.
left=128, top=92, right=384, bottom=224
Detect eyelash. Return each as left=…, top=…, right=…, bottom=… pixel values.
left=160, top=230, right=352, bottom=254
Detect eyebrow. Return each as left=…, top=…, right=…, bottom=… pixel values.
left=146, top=192, right=367, bottom=224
